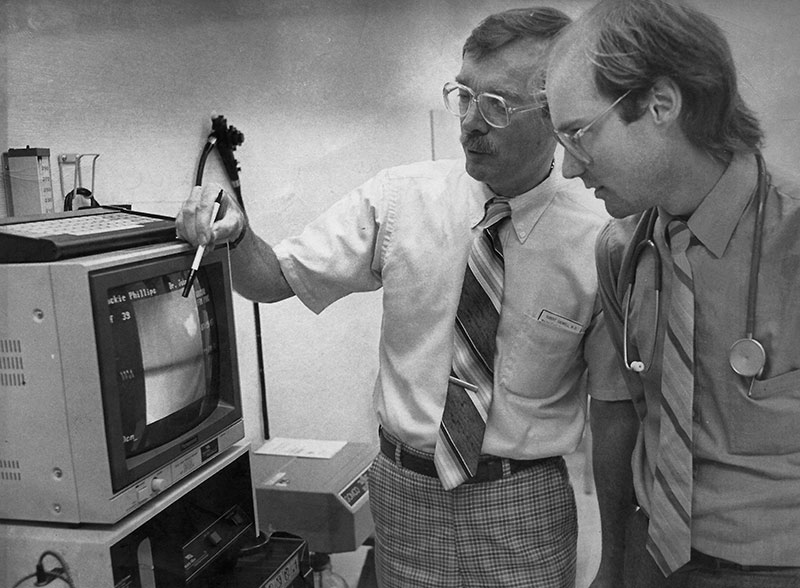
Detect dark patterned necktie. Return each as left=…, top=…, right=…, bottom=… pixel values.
left=434, top=197, right=512, bottom=489
left=647, top=219, right=695, bottom=574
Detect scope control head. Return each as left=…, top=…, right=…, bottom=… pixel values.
left=211, top=115, right=244, bottom=150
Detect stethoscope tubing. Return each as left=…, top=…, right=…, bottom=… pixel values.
left=622, top=211, right=661, bottom=373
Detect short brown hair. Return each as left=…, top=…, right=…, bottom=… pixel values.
left=462, top=7, right=572, bottom=60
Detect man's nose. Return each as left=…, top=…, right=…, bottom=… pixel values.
left=460, top=100, right=490, bottom=134
left=561, top=148, right=586, bottom=179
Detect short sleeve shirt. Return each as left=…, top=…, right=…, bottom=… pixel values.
left=275, top=151, right=627, bottom=458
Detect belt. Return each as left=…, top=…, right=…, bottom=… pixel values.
left=690, top=550, right=800, bottom=573
left=379, top=428, right=556, bottom=484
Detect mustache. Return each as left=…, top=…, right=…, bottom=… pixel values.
left=461, top=133, right=495, bottom=154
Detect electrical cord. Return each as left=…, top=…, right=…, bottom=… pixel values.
left=11, top=550, right=77, bottom=588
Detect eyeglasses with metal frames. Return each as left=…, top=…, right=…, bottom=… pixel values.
left=442, top=81, right=545, bottom=129
left=553, top=90, right=632, bottom=166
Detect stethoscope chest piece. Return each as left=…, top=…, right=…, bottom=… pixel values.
left=729, top=337, right=765, bottom=378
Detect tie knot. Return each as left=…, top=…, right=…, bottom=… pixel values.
left=482, top=197, right=512, bottom=230
left=667, top=219, right=691, bottom=254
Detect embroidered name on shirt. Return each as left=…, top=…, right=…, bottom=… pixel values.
left=538, top=309, right=584, bottom=334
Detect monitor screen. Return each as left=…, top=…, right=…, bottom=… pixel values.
left=136, top=290, right=205, bottom=424
left=105, top=268, right=219, bottom=458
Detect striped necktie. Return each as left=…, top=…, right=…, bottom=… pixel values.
left=647, top=219, right=695, bottom=575
left=434, top=196, right=512, bottom=489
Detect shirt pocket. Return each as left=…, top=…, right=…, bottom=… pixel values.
left=726, top=368, right=800, bottom=455
left=498, top=312, right=583, bottom=399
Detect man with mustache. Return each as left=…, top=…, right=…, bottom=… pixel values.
left=176, top=6, right=625, bottom=587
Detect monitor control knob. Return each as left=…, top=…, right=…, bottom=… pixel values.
left=151, top=477, right=168, bottom=493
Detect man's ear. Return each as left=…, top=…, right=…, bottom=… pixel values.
left=647, top=77, right=682, bottom=126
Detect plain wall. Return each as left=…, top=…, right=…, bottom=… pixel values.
left=2, top=0, right=798, bottom=448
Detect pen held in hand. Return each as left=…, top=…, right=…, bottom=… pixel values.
left=182, top=189, right=224, bottom=298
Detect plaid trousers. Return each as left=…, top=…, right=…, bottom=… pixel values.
left=368, top=440, right=577, bottom=588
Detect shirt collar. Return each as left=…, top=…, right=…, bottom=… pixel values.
left=472, top=147, right=565, bottom=244
left=469, top=182, right=495, bottom=227
left=659, top=152, right=758, bottom=258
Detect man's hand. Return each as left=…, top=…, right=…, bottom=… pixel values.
left=174, top=183, right=293, bottom=303
left=175, top=183, right=245, bottom=248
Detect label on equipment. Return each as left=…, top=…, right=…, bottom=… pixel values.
left=336, top=465, right=370, bottom=512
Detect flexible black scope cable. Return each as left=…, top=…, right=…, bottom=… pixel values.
left=194, top=118, right=269, bottom=440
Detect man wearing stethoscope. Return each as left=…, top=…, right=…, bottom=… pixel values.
left=546, top=1, right=800, bottom=587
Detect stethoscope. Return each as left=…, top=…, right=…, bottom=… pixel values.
left=623, top=154, right=768, bottom=383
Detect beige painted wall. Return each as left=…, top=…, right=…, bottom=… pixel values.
left=2, top=0, right=798, bottom=448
